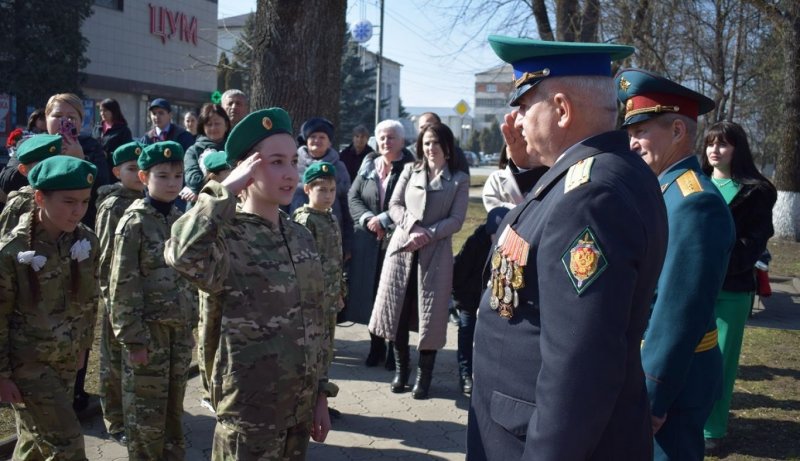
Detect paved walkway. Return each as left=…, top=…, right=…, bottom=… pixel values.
left=81, top=322, right=468, bottom=460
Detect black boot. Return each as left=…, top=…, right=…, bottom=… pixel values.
left=412, top=350, right=437, bottom=400
left=385, top=341, right=396, bottom=371
left=390, top=342, right=410, bottom=393
left=365, top=333, right=386, bottom=367
left=460, top=374, right=473, bottom=395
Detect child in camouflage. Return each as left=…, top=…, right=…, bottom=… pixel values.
left=0, top=155, right=99, bottom=460
left=108, top=141, right=193, bottom=460
left=292, top=161, right=345, bottom=419
left=94, top=141, right=146, bottom=445
left=166, top=108, right=337, bottom=460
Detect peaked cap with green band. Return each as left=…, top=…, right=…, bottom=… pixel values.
left=138, top=141, right=184, bottom=170
left=488, top=35, right=635, bottom=106
left=224, top=107, right=293, bottom=165
left=615, top=68, right=715, bottom=127
left=28, top=156, right=97, bottom=191
left=303, top=161, right=336, bottom=184
left=203, top=150, right=231, bottom=174
left=16, top=134, right=62, bottom=164
left=112, top=141, right=144, bottom=167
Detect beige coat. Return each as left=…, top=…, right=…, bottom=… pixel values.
left=482, top=166, right=523, bottom=212
left=369, top=162, right=469, bottom=350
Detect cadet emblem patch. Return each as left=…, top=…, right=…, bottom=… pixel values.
left=562, top=226, right=607, bottom=295
left=49, top=146, right=57, bottom=153
left=564, top=157, right=595, bottom=193
left=134, top=147, right=142, bottom=156
left=164, top=148, right=172, bottom=158
left=676, top=170, right=703, bottom=197
left=262, top=116, right=273, bottom=130
left=86, top=173, right=94, bottom=185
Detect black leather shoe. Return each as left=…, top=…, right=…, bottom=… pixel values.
left=110, top=432, right=128, bottom=445
left=72, top=392, right=89, bottom=413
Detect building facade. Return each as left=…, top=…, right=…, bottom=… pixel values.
left=473, top=64, right=513, bottom=131
left=82, top=0, right=218, bottom=137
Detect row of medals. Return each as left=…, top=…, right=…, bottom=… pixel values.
left=489, top=226, right=529, bottom=319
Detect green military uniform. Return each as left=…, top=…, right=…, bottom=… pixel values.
left=0, top=134, right=63, bottom=237
left=108, top=141, right=193, bottom=460
left=96, top=142, right=144, bottom=438
left=166, top=108, right=337, bottom=460
left=0, top=156, right=99, bottom=460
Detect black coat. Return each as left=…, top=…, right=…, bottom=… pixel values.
left=339, top=143, right=375, bottom=181
left=0, top=156, right=26, bottom=195
left=93, top=123, right=132, bottom=181
left=467, top=131, right=668, bottom=461
left=140, top=123, right=195, bottom=152
left=721, top=181, right=777, bottom=292
left=452, top=224, right=492, bottom=315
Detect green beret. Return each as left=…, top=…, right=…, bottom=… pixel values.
left=202, top=151, right=231, bottom=174
left=112, top=141, right=144, bottom=167
left=615, top=68, right=715, bottom=127
left=488, top=35, right=634, bottom=106
left=16, top=134, right=62, bottom=164
left=225, top=107, right=293, bottom=165
left=28, top=156, right=97, bottom=191
left=303, top=161, right=336, bottom=184
left=138, top=141, right=184, bottom=170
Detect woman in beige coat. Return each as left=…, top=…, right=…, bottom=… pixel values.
left=369, top=123, right=469, bottom=399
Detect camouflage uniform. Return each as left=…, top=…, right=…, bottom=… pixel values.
left=292, top=204, right=345, bottom=367
left=165, top=182, right=337, bottom=461
left=109, top=198, right=193, bottom=461
left=94, top=182, right=142, bottom=436
left=0, top=185, right=34, bottom=237
left=0, top=212, right=99, bottom=460
left=197, top=289, right=221, bottom=406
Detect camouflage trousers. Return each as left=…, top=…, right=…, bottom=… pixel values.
left=11, top=360, right=85, bottom=460
left=122, top=322, right=192, bottom=461
left=99, top=302, right=124, bottom=435
left=211, top=420, right=311, bottom=461
left=324, top=310, right=337, bottom=369
left=197, top=290, right=221, bottom=404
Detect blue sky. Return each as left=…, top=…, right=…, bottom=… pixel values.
left=217, top=0, right=511, bottom=110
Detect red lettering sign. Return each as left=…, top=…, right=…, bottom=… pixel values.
left=149, top=3, right=198, bottom=46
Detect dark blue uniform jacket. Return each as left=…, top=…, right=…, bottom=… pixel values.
left=467, top=130, right=668, bottom=461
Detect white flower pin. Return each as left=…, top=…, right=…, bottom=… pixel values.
left=70, top=238, right=91, bottom=263
left=17, top=251, right=47, bottom=272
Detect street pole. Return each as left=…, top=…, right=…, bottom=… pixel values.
left=374, top=0, right=384, bottom=127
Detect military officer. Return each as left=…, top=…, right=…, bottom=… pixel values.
left=617, top=68, right=735, bottom=461
left=466, top=36, right=669, bottom=460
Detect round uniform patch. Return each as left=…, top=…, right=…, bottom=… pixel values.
left=262, top=116, right=273, bottom=130
left=164, top=148, right=172, bottom=158
left=49, top=146, right=57, bottom=153
left=322, top=164, right=329, bottom=172
left=134, top=147, right=142, bottom=155
left=86, top=173, right=94, bottom=185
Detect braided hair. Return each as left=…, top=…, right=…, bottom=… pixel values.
left=27, top=208, right=40, bottom=304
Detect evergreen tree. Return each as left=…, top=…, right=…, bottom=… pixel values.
left=466, top=129, right=481, bottom=153
left=1, top=0, right=93, bottom=123
left=339, top=38, right=377, bottom=137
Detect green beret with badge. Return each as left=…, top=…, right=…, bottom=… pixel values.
left=28, top=156, right=97, bottom=191
left=303, top=161, right=336, bottom=184
left=112, top=141, right=144, bottom=167
left=138, top=141, right=184, bottom=170
left=202, top=150, right=231, bottom=174
left=16, top=134, right=62, bottom=165
left=615, top=68, right=715, bottom=127
left=224, top=107, right=293, bottom=165
left=488, top=35, right=635, bottom=106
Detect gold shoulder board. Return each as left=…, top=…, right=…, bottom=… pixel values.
left=564, top=158, right=595, bottom=193
left=676, top=170, right=703, bottom=197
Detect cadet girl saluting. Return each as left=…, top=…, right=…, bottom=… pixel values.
left=109, top=141, right=192, bottom=460
left=166, top=108, right=337, bottom=460
left=0, top=155, right=99, bottom=460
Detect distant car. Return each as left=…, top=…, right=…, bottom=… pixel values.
left=463, top=151, right=479, bottom=167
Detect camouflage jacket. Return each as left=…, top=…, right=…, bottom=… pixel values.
left=109, top=198, right=190, bottom=349
left=95, top=183, right=142, bottom=302
left=0, top=212, right=99, bottom=377
left=292, top=205, right=345, bottom=313
left=0, top=185, right=34, bottom=238
left=165, top=181, right=334, bottom=433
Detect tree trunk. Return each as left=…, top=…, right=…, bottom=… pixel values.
left=531, top=0, right=555, bottom=41
left=556, top=0, right=580, bottom=41
left=579, top=0, right=600, bottom=42
left=250, top=0, right=347, bottom=135
left=773, top=12, right=800, bottom=240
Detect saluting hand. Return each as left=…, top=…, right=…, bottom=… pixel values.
left=222, top=152, right=262, bottom=196
left=0, top=377, right=22, bottom=404
left=500, top=110, right=526, bottom=162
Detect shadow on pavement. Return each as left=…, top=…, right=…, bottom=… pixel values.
left=715, top=417, right=800, bottom=459
left=737, top=364, right=800, bottom=382
left=730, top=390, right=800, bottom=412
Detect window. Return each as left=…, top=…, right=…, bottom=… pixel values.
left=476, top=98, right=506, bottom=108
left=486, top=83, right=497, bottom=93
left=485, top=114, right=497, bottom=123
left=94, top=0, right=123, bottom=10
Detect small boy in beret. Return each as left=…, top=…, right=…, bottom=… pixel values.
left=0, top=134, right=64, bottom=236
left=108, top=141, right=193, bottom=459
left=292, top=161, right=345, bottom=418
left=94, top=141, right=146, bottom=444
